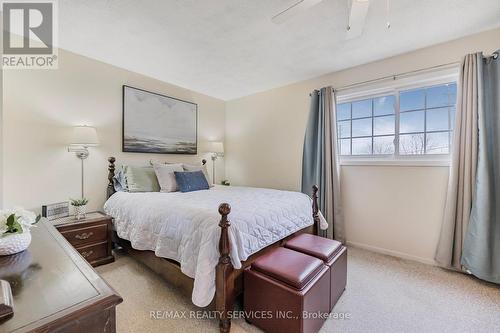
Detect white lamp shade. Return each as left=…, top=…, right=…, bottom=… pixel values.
left=207, top=141, right=224, bottom=153
left=69, top=126, right=99, bottom=147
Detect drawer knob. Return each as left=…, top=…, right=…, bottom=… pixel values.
left=75, top=232, right=93, bottom=240
left=81, top=250, right=94, bottom=259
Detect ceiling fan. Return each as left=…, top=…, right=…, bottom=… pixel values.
left=271, top=0, right=389, bottom=39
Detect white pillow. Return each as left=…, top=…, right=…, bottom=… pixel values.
left=182, top=164, right=211, bottom=185
left=153, top=163, right=184, bottom=192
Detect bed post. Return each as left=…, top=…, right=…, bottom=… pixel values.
left=216, top=203, right=234, bottom=333
left=312, top=185, right=320, bottom=236
left=107, top=157, right=116, bottom=199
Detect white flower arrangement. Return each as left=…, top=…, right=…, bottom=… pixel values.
left=0, top=208, right=40, bottom=237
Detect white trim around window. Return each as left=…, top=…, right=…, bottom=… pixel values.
left=335, top=65, right=459, bottom=166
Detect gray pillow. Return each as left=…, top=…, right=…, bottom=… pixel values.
left=124, top=165, right=160, bottom=192
left=153, top=163, right=183, bottom=192
left=113, top=166, right=128, bottom=192
left=182, top=164, right=211, bottom=185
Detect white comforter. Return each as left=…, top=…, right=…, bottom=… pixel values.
left=103, top=185, right=314, bottom=307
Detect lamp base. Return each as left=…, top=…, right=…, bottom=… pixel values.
left=210, top=153, right=224, bottom=184
left=68, top=147, right=89, bottom=159
left=67, top=146, right=89, bottom=198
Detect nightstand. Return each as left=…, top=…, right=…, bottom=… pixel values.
left=52, top=212, right=114, bottom=267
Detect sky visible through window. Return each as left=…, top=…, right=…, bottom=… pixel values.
left=336, top=82, right=457, bottom=156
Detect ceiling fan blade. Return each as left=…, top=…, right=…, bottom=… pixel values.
left=271, top=0, right=324, bottom=24
left=346, top=0, right=370, bottom=39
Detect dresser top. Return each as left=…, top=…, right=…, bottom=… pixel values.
left=0, top=219, right=121, bottom=333
left=51, top=211, right=110, bottom=227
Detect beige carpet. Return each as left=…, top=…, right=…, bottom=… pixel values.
left=96, top=247, right=500, bottom=333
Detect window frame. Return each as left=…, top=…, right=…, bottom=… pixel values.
left=335, top=67, right=459, bottom=166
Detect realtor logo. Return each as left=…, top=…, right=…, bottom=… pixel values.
left=2, top=0, right=58, bottom=69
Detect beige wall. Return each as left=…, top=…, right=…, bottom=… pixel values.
left=225, top=28, right=500, bottom=264
left=3, top=49, right=225, bottom=213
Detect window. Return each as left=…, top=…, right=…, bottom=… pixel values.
left=336, top=82, right=457, bottom=158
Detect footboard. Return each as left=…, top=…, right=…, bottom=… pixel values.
left=215, top=185, right=321, bottom=333
left=215, top=203, right=233, bottom=333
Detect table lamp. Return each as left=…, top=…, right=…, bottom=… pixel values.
left=68, top=125, right=99, bottom=198
left=207, top=141, right=224, bottom=184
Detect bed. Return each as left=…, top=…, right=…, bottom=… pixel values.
left=104, top=157, right=321, bottom=333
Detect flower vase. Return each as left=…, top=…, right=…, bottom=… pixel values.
left=0, top=232, right=32, bottom=256
left=74, top=205, right=87, bottom=220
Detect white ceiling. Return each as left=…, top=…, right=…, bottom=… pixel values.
left=59, top=0, right=500, bottom=100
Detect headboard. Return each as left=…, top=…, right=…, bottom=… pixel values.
left=106, top=157, right=207, bottom=199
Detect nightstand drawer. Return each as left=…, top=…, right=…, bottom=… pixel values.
left=60, top=224, right=108, bottom=246
left=52, top=212, right=114, bottom=267
left=76, top=242, right=108, bottom=263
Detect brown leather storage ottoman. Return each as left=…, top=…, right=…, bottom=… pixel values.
left=244, top=247, right=330, bottom=333
left=285, top=234, right=347, bottom=311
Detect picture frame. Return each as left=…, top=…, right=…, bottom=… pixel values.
left=122, top=85, right=198, bottom=154
left=41, top=202, right=70, bottom=221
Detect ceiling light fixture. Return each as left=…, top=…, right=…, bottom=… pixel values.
left=346, top=0, right=370, bottom=39
left=386, top=0, right=391, bottom=29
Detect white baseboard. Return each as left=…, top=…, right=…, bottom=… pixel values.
left=346, top=240, right=437, bottom=266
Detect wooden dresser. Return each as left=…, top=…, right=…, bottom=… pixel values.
left=52, top=212, right=114, bottom=267
left=0, top=219, right=122, bottom=332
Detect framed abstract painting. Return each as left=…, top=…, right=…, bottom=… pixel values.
left=122, top=85, right=197, bottom=154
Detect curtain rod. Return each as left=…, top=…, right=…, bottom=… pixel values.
left=333, top=61, right=460, bottom=92
left=309, top=61, right=460, bottom=96
left=310, top=51, right=498, bottom=96
left=335, top=52, right=499, bottom=92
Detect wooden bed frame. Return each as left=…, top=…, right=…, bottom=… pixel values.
left=106, top=157, right=320, bottom=333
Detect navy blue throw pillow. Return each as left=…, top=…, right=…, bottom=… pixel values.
left=174, top=171, right=210, bottom=193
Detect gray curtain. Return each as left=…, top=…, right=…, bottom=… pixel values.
left=302, top=87, right=345, bottom=242
left=461, top=50, right=500, bottom=283
left=435, top=54, right=480, bottom=270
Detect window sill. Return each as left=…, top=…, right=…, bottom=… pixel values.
left=339, top=158, right=451, bottom=167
